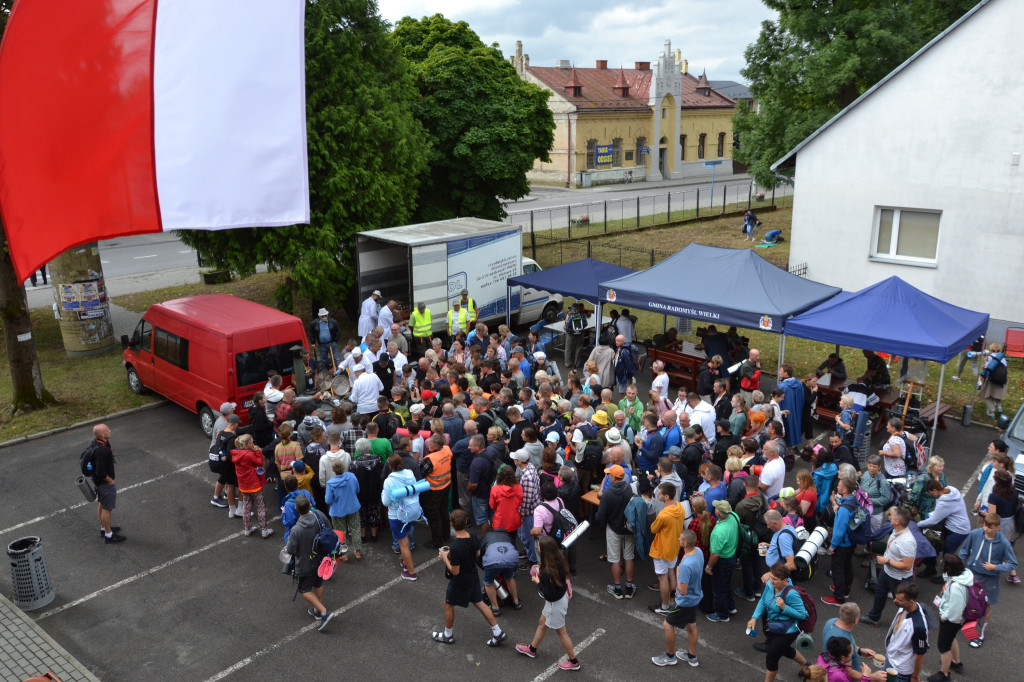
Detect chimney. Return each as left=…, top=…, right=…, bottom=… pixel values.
left=557, top=59, right=571, bottom=69
left=612, top=68, right=630, bottom=97
left=524, top=54, right=529, bottom=68
left=634, top=61, right=650, bottom=71
left=681, top=59, right=688, bottom=74
left=596, top=59, right=608, bottom=69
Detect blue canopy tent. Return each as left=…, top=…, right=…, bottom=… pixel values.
left=597, top=244, right=842, bottom=368
left=785, top=276, right=990, bottom=449
left=505, top=258, right=636, bottom=343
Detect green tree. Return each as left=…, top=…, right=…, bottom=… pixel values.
left=179, top=0, right=428, bottom=311
left=393, top=15, right=554, bottom=222
left=735, top=0, right=978, bottom=187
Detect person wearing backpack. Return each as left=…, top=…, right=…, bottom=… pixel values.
left=648, top=482, right=687, bottom=615
left=747, top=562, right=810, bottom=682
left=382, top=453, right=423, bottom=581
left=324, top=458, right=362, bottom=561
left=231, top=434, right=274, bottom=539
left=956, top=511, right=1018, bottom=649
left=823, top=479, right=859, bottom=606
left=930, top=554, right=973, bottom=682
left=917, top=480, right=971, bottom=584
left=705, top=500, right=740, bottom=622
left=285, top=495, right=335, bottom=631
left=86, top=424, right=126, bottom=544
left=977, top=342, right=1008, bottom=418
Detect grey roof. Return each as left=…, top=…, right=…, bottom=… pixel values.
left=771, top=0, right=992, bottom=172
left=709, top=80, right=752, bottom=101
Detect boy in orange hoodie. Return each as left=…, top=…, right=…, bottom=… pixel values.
left=648, top=482, right=687, bottom=614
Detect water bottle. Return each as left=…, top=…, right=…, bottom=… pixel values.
left=496, top=583, right=509, bottom=601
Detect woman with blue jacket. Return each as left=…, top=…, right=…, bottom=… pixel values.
left=324, top=459, right=362, bottom=560
left=957, top=511, right=1018, bottom=648
left=812, top=450, right=838, bottom=516
left=746, top=563, right=808, bottom=682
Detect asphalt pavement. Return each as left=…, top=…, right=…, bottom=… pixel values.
left=0, top=401, right=1019, bottom=681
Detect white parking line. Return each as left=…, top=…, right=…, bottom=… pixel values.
left=960, top=454, right=988, bottom=496
left=531, top=627, right=605, bottom=681
left=0, top=462, right=205, bottom=537
left=203, top=556, right=442, bottom=681
left=133, top=254, right=158, bottom=259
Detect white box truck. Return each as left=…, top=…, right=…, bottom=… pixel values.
left=355, top=218, right=562, bottom=334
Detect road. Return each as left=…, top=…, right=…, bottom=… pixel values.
left=96, top=233, right=199, bottom=278
left=0, top=395, right=1016, bottom=681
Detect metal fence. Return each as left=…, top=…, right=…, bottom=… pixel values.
left=788, top=262, right=807, bottom=278
left=533, top=240, right=676, bottom=270
left=505, top=181, right=792, bottom=244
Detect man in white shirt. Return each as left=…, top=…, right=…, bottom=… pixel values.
left=387, top=341, right=408, bottom=382
left=683, top=392, right=717, bottom=446
left=349, top=365, right=384, bottom=418
left=357, top=290, right=381, bottom=337
left=864, top=507, right=917, bottom=625
left=338, top=348, right=373, bottom=383
left=758, top=440, right=786, bottom=498
left=378, top=300, right=396, bottom=340
left=884, top=582, right=928, bottom=682
left=616, top=308, right=634, bottom=341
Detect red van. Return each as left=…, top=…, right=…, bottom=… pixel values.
left=121, top=294, right=309, bottom=436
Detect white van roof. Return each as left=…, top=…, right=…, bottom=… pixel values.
left=358, top=217, right=516, bottom=246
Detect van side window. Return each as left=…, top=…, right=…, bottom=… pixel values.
left=137, top=320, right=153, bottom=351
left=236, top=340, right=301, bottom=388
left=523, top=263, right=538, bottom=275
left=154, top=328, right=189, bottom=370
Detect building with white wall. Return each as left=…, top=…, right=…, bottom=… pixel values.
left=774, top=0, right=1023, bottom=339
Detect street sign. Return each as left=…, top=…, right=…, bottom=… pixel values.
left=702, top=160, right=722, bottom=167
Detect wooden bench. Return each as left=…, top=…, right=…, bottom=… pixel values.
left=646, top=347, right=702, bottom=392
left=814, top=405, right=841, bottom=426
left=917, top=402, right=953, bottom=430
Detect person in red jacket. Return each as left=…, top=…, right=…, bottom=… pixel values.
left=490, top=465, right=523, bottom=534
left=232, top=434, right=274, bottom=539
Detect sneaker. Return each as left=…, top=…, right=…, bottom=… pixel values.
left=99, top=526, right=121, bottom=537
left=623, top=584, right=636, bottom=599
left=104, top=533, right=127, bottom=544
left=235, top=503, right=244, bottom=516
left=735, top=589, right=756, bottom=602
left=491, top=606, right=501, bottom=617
left=926, top=672, right=950, bottom=682
left=228, top=507, right=237, bottom=519
left=210, top=496, right=228, bottom=508
left=242, top=529, right=256, bottom=537
left=392, top=542, right=401, bottom=554
left=515, top=644, right=537, bottom=658
left=677, top=652, right=699, bottom=667
left=606, top=585, right=624, bottom=600
left=651, top=653, right=678, bottom=667
left=261, top=528, right=274, bottom=539
left=307, top=606, right=318, bottom=618
left=557, top=659, right=580, bottom=671
left=820, top=596, right=844, bottom=606
left=861, top=615, right=880, bottom=627
left=706, top=613, right=730, bottom=622
left=949, top=661, right=965, bottom=671
left=317, top=610, right=335, bottom=632
left=647, top=580, right=662, bottom=592
left=727, top=607, right=738, bottom=614
left=512, top=600, right=523, bottom=610
left=485, top=630, right=507, bottom=647
left=1008, top=574, right=1021, bottom=584
left=401, top=570, right=418, bottom=581
left=648, top=604, right=672, bottom=615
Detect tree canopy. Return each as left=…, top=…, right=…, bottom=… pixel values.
left=734, top=0, right=979, bottom=187
left=179, top=0, right=428, bottom=309
left=393, top=14, right=555, bottom=222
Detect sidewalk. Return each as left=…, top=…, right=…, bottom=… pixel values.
left=0, top=594, right=101, bottom=682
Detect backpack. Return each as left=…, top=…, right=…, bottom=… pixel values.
left=539, top=500, right=578, bottom=542
left=841, top=499, right=872, bottom=545
left=780, top=585, right=818, bottom=633
left=740, top=368, right=761, bottom=391
left=311, top=510, right=341, bottom=558
left=578, top=438, right=604, bottom=473
left=394, top=483, right=423, bottom=525
left=374, top=411, right=400, bottom=440
left=486, top=409, right=510, bottom=436
left=79, top=442, right=100, bottom=477
left=961, top=578, right=989, bottom=623
left=988, top=361, right=1007, bottom=387
left=898, top=433, right=926, bottom=472
left=208, top=439, right=227, bottom=474
left=566, top=308, right=586, bottom=335
left=732, top=512, right=759, bottom=560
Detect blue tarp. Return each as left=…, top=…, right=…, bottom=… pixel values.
left=596, top=244, right=841, bottom=332
left=784, top=276, right=989, bottom=363
left=507, top=258, right=636, bottom=302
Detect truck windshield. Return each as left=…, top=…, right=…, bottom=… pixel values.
left=1011, top=412, right=1024, bottom=444
left=235, top=341, right=302, bottom=388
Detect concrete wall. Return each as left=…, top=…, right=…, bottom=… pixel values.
left=788, top=0, right=1024, bottom=331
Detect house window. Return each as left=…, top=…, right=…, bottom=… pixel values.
left=586, top=139, right=597, bottom=169
left=679, top=134, right=686, bottom=161
left=625, top=150, right=634, bottom=161
left=717, top=132, right=725, bottom=158
left=154, top=328, right=189, bottom=370
left=871, top=208, right=940, bottom=265
left=635, top=137, right=647, bottom=166
left=697, top=133, right=706, bottom=160
left=662, top=108, right=667, bottom=120
left=612, top=138, right=622, bottom=166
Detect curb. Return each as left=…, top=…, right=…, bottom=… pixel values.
left=0, top=400, right=168, bottom=450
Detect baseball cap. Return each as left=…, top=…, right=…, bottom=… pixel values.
left=511, top=449, right=530, bottom=463
left=712, top=500, right=732, bottom=514
left=604, top=427, right=622, bottom=444
left=410, top=404, right=425, bottom=416
left=510, top=346, right=525, bottom=355
left=604, top=464, right=625, bottom=478
left=545, top=431, right=560, bottom=443
left=591, top=411, right=609, bottom=426
left=682, top=427, right=696, bottom=438
left=460, top=288, right=469, bottom=296
left=291, top=460, right=306, bottom=473
left=372, top=290, right=382, bottom=296
left=317, top=307, right=329, bottom=317
left=227, top=414, right=241, bottom=424
left=219, top=402, right=236, bottom=414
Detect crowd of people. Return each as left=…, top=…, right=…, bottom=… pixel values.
left=196, top=301, right=1019, bottom=675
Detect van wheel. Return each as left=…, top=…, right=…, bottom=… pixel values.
left=199, top=406, right=216, bottom=438
left=542, top=302, right=560, bottom=324
left=126, top=366, right=146, bottom=394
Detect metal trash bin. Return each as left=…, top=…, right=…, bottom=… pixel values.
left=7, top=536, right=55, bottom=610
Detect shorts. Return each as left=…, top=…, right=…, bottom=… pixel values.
left=446, top=580, right=484, bottom=608
left=664, top=605, right=697, bottom=628
left=482, top=565, right=516, bottom=586
left=297, top=574, right=324, bottom=593
left=217, top=467, right=237, bottom=486
left=542, top=594, right=569, bottom=630
left=389, top=518, right=411, bottom=541
left=653, top=557, right=678, bottom=575
left=976, top=572, right=1000, bottom=606
left=471, top=496, right=491, bottom=526
left=937, top=618, right=961, bottom=653
left=606, top=527, right=635, bottom=563
left=96, top=483, right=117, bottom=511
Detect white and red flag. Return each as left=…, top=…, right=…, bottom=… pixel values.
left=0, top=0, right=309, bottom=281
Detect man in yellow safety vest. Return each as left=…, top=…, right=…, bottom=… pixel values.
left=458, top=288, right=478, bottom=326
left=410, top=301, right=432, bottom=356
left=447, top=301, right=469, bottom=338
